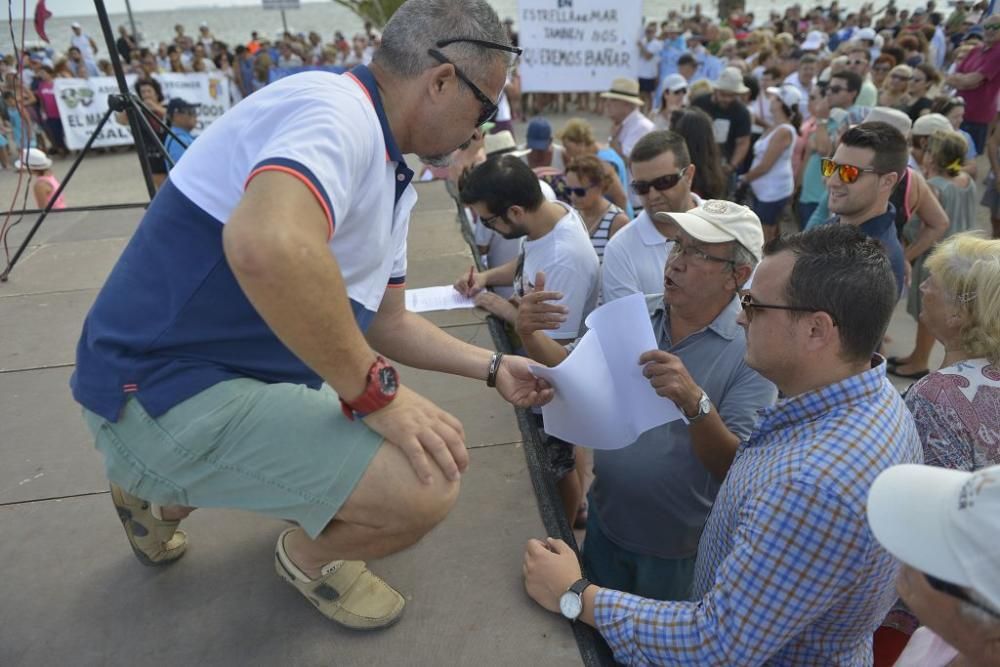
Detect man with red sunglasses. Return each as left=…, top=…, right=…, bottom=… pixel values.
left=822, top=121, right=909, bottom=297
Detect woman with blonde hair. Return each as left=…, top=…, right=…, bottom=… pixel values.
left=558, top=118, right=629, bottom=216
left=877, top=232, right=1000, bottom=666
left=880, top=64, right=913, bottom=110
left=892, top=131, right=978, bottom=379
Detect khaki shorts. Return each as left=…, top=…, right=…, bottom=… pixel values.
left=83, top=378, right=384, bottom=538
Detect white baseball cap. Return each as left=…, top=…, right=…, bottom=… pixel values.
left=71, top=21, right=81, bottom=29
left=654, top=200, right=765, bottom=262
left=766, top=84, right=802, bottom=110
left=912, top=113, right=953, bottom=137
left=863, top=107, right=913, bottom=136
left=855, top=27, right=877, bottom=41
left=801, top=30, right=827, bottom=51
left=663, top=73, right=688, bottom=93
left=867, top=463, right=1000, bottom=615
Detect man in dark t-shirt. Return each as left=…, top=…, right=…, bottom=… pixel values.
left=691, top=66, right=751, bottom=183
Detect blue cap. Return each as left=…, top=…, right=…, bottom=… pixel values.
left=525, top=118, right=552, bottom=150
left=964, top=25, right=984, bottom=40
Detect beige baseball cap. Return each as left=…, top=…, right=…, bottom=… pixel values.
left=653, top=199, right=765, bottom=262
left=911, top=113, right=953, bottom=137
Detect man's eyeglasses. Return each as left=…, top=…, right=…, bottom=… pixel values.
left=479, top=210, right=508, bottom=230
left=984, top=23, right=1000, bottom=32
left=667, top=239, right=735, bottom=265
left=847, top=59, right=867, bottom=66
left=825, top=85, right=846, bottom=95
left=427, top=38, right=522, bottom=128
left=740, top=293, right=839, bottom=325
left=631, top=167, right=687, bottom=195
left=568, top=184, right=598, bottom=198
left=925, top=574, right=1000, bottom=619
left=820, top=157, right=882, bottom=184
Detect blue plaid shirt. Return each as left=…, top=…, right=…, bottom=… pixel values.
left=593, top=359, right=922, bottom=665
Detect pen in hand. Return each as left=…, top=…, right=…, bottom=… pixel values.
left=466, top=266, right=475, bottom=294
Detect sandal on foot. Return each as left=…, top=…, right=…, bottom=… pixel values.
left=274, top=528, right=405, bottom=630
left=109, top=483, right=188, bottom=566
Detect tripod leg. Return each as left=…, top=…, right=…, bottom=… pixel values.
left=0, top=107, right=116, bottom=282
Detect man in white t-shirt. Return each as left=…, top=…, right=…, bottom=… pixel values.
left=71, top=0, right=550, bottom=633
left=69, top=22, right=99, bottom=77
left=602, top=131, right=701, bottom=306
left=454, top=153, right=600, bottom=523
left=637, top=23, right=664, bottom=111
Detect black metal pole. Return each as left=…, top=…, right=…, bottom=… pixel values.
left=92, top=0, right=157, bottom=199
left=123, top=0, right=138, bottom=46
left=0, top=107, right=115, bottom=281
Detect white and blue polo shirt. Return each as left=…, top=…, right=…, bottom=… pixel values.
left=72, top=65, right=416, bottom=422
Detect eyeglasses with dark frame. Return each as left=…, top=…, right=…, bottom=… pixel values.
left=925, top=574, right=1000, bottom=619
left=568, top=183, right=599, bottom=198
left=631, top=166, right=688, bottom=195
left=427, top=38, right=523, bottom=128
left=479, top=209, right=508, bottom=230
left=740, top=293, right=839, bottom=326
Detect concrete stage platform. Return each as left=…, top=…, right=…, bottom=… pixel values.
left=0, top=183, right=605, bottom=666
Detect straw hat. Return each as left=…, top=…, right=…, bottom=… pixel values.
left=600, top=78, right=644, bottom=106
left=15, top=148, right=52, bottom=171
left=484, top=130, right=525, bottom=157
left=863, top=107, right=913, bottom=136
left=714, top=67, right=749, bottom=94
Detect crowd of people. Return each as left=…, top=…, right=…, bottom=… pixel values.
left=16, top=0, right=993, bottom=662
left=430, top=3, right=1000, bottom=665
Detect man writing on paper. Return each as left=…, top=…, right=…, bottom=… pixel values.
left=71, top=0, right=551, bottom=631
left=516, top=200, right=776, bottom=601
left=453, top=153, right=600, bottom=523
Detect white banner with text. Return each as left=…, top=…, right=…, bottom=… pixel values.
left=517, top=0, right=642, bottom=93
left=54, top=73, right=231, bottom=150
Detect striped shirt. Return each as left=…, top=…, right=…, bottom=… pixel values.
left=593, top=358, right=922, bottom=665
left=589, top=202, right=622, bottom=262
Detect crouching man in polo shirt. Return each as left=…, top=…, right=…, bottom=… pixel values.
left=71, top=0, right=550, bottom=630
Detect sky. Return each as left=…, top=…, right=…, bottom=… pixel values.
left=9, top=0, right=328, bottom=19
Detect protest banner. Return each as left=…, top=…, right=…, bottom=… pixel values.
left=517, top=0, right=642, bottom=93
left=54, top=73, right=232, bottom=150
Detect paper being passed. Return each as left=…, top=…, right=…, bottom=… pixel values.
left=405, top=286, right=476, bottom=312
left=530, top=293, right=687, bottom=449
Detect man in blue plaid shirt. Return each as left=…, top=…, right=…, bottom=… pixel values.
left=523, top=224, right=923, bottom=665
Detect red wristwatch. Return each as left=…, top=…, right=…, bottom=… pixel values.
left=340, top=356, right=399, bottom=420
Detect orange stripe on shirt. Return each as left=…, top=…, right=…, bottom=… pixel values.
left=345, top=72, right=391, bottom=163
left=245, top=166, right=335, bottom=240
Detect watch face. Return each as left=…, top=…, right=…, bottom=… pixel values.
left=559, top=592, right=582, bottom=619
left=377, top=366, right=398, bottom=395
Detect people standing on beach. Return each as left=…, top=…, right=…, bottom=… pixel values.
left=72, top=0, right=549, bottom=631
left=69, top=22, right=99, bottom=77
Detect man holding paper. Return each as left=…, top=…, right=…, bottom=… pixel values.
left=517, top=200, right=776, bottom=601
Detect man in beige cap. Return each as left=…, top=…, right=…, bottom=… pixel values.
left=601, top=77, right=655, bottom=162
left=692, top=66, right=752, bottom=190
left=516, top=200, right=775, bottom=602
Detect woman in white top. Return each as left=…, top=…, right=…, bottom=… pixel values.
left=739, top=84, right=800, bottom=243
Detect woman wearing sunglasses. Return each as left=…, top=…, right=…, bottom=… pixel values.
left=564, top=155, right=629, bottom=263
left=738, top=84, right=800, bottom=242
left=880, top=64, right=914, bottom=110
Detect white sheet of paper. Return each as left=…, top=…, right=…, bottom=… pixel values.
left=405, top=286, right=476, bottom=312
left=532, top=293, right=686, bottom=449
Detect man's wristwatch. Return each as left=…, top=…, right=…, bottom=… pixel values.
left=559, top=577, right=592, bottom=621
left=340, top=356, right=399, bottom=420
left=685, top=390, right=712, bottom=424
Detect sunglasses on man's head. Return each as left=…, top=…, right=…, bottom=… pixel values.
left=631, top=167, right=687, bottom=195
left=427, top=37, right=523, bottom=128
left=820, top=157, right=882, bottom=184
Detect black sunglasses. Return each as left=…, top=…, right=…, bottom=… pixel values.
left=926, top=574, right=1000, bottom=619
left=568, top=184, right=598, bottom=198
left=631, top=167, right=687, bottom=195
left=479, top=210, right=508, bottom=229
left=740, top=293, right=839, bottom=326
left=427, top=38, right=523, bottom=128
left=826, top=85, right=846, bottom=94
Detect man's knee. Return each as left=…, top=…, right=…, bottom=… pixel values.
left=396, top=475, right=460, bottom=539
